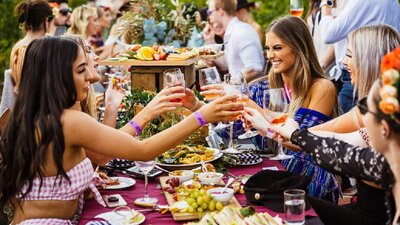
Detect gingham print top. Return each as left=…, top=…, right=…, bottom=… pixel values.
left=17, top=158, right=106, bottom=222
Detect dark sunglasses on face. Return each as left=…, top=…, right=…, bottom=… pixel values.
left=357, top=96, right=382, bottom=119
left=60, top=8, right=72, bottom=16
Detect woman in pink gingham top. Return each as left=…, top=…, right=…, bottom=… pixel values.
left=0, top=36, right=245, bottom=224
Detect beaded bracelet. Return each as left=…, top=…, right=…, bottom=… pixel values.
left=128, top=120, right=143, bottom=136
left=193, top=111, right=207, bottom=127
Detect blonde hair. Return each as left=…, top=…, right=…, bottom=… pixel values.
left=62, top=34, right=97, bottom=119
left=68, top=5, right=97, bottom=39
left=266, top=16, right=327, bottom=116
left=213, top=0, right=237, bottom=16
left=349, top=25, right=400, bottom=99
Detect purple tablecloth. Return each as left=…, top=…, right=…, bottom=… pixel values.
left=79, top=158, right=317, bottom=225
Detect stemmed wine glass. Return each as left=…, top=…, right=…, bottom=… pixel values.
left=199, top=67, right=228, bottom=130
left=263, top=88, right=293, bottom=160
left=222, top=73, right=247, bottom=154
left=163, top=68, right=185, bottom=125
left=238, top=83, right=259, bottom=139
left=290, top=0, right=304, bottom=17
left=134, top=159, right=159, bottom=204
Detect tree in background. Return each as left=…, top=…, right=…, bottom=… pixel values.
left=0, top=0, right=23, bottom=79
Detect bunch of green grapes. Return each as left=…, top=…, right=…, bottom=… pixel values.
left=180, top=189, right=224, bottom=213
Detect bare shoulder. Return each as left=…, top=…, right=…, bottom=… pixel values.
left=61, top=109, right=95, bottom=128
left=310, top=78, right=336, bottom=94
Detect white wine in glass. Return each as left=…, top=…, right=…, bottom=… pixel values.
left=199, top=67, right=228, bottom=130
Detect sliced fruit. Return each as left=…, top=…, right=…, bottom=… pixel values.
left=153, top=53, right=160, bottom=60
left=160, top=52, right=168, bottom=60
left=128, top=44, right=142, bottom=52
left=137, top=47, right=154, bottom=61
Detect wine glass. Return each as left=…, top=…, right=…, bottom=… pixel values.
left=222, top=73, right=247, bottom=154
left=290, top=0, right=304, bottom=17
left=163, top=68, right=185, bottom=125
left=199, top=67, right=228, bottom=130
left=238, top=82, right=259, bottom=140
left=134, top=159, right=159, bottom=204
left=263, top=88, right=293, bottom=160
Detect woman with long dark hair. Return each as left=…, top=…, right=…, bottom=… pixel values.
left=0, top=36, right=243, bottom=224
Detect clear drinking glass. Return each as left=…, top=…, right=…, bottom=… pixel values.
left=199, top=67, right=228, bottom=130
left=222, top=73, right=247, bottom=153
left=238, top=81, right=258, bottom=140
left=163, top=68, right=185, bottom=125
left=263, top=88, right=293, bottom=160
left=284, top=189, right=305, bottom=225
left=290, top=0, right=304, bottom=17
left=134, top=160, right=159, bottom=204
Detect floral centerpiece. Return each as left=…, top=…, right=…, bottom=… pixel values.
left=116, top=0, right=196, bottom=47
left=379, top=47, right=400, bottom=118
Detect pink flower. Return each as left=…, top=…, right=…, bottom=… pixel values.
left=379, top=85, right=398, bottom=99
left=382, top=69, right=400, bottom=85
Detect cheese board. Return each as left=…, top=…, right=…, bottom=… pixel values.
left=159, top=176, right=242, bottom=221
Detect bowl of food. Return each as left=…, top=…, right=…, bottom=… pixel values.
left=198, top=172, right=223, bottom=185
left=207, top=187, right=234, bottom=205
left=169, top=170, right=194, bottom=183
left=205, top=44, right=223, bottom=52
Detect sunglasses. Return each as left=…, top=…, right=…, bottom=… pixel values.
left=357, top=97, right=382, bottom=119
left=206, top=8, right=220, bottom=16
left=59, top=8, right=72, bottom=16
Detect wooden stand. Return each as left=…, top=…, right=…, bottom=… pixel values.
left=99, top=58, right=198, bottom=91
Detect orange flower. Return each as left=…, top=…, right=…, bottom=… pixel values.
left=382, top=69, right=400, bottom=85
left=381, top=53, right=395, bottom=73
left=379, top=97, right=399, bottom=115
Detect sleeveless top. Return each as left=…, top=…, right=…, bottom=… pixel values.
left=16, top=158, right=105, bottom=224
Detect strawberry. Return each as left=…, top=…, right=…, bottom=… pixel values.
left=160, top=52, right=168, bottom=60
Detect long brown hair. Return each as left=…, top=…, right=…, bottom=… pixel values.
left=14, top=0, right=52, bottom=32
left=266, top=15, right=327, bottom=115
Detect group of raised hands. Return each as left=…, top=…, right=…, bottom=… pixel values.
left=105, top=80, right=302, bottom=148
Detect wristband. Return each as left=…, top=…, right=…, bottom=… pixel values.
left=194, top=111, right=207, bottom=127
left=129, top=120, right=143, bottom=136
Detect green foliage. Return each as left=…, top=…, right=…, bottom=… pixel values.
left=0, top=0, right=23, bottom=81
left=69, top=0, right=87, bottom=9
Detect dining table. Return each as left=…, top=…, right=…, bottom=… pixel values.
left=79, top=157, right=323, bottom=225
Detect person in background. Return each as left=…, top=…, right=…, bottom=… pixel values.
left=48, top=0, right=71, bottom=35
left=319, top=0, right=400, bottom=113
left=235, top=0, right=263, bottom=45
left=67, top=5, right=100, bottom=42
left=90, top=6, right=113, bottom=49
left=305, top=0, right=335, bottom=75
left=207, top=0, right=264, bottom=82
left=9, top=0, right=52, bottom=95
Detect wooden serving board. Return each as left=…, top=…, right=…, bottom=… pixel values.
left=159, top=176, right=241, bottom=221
left=99, top=56, right=199, bottom=67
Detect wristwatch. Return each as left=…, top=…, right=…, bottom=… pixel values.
left=320, top=0, right=334, bottom=8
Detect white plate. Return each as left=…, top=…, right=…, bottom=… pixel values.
left=104, top=177, right=136, bottom=190
left=156, top=148, right=222, bottom=170
left=95, top=210, right=145, bottom=225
